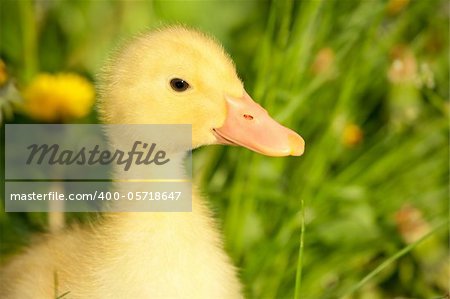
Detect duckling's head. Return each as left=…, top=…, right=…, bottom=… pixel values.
left=98, top=26, right=304, bottom=156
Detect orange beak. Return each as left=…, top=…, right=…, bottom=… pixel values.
left=213, top=91, right=305, bottom=156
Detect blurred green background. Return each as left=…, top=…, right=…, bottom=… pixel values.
left=0, top=0, right=449, bottom=298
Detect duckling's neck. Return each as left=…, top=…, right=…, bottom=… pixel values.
left=88, top=151, right=242, bottom=297
left=91, top=185, right=241, bottom=297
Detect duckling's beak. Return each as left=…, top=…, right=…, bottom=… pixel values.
left=213, top=91, right=305, bottom=156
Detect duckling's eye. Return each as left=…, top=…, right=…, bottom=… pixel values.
left=170, top=78, right=190, bottom=92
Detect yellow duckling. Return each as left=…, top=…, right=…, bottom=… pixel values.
left=0, top=26, right=304, bottom=298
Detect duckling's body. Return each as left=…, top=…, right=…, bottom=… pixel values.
left=1, top=192, right=241, bottom=298
left=1, top=26, right=304, bottom=298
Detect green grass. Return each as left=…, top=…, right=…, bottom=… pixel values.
left=1, top=0, right=449, bottom=298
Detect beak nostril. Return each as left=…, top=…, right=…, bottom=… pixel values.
left=243, top=114, right=254, bottom=120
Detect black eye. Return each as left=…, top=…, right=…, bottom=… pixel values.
left=170, top=78, right=190, bottom=92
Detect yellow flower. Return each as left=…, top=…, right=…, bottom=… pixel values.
left=0, top=60, right=8, bottom=86
left=23, top=73, right=95, bottom=122
left=342, top=123, right=363, bottom=147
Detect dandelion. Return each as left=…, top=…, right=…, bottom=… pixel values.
left=22, top=73, right=95, bottom=231
left=342, top=123, right=363, bottom=147
left=23, top=73, right=95, bottom=122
